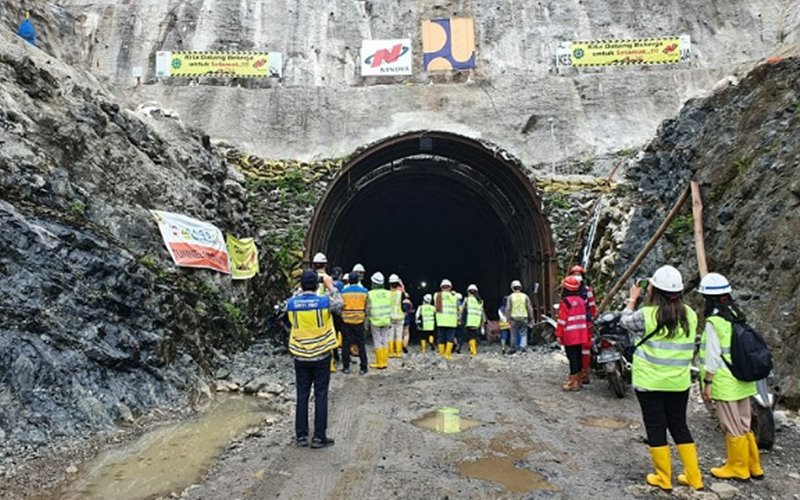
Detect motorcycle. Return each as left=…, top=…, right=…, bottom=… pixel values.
left=591, top=311, right=633, bottom=398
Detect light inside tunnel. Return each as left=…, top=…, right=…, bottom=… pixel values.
left=306, top=132, right=556, bottom=319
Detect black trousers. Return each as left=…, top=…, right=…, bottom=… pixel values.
left=635, top=389, right=693, bottom=447
left=465, top=327, right=480, bottom=341
left=564, top=344, right=582, bottom=374
left=341, top=322, right=367, bottom=371
left=332, top=315, right=343, bottom=361
left=294, top=356, right=331, bottom=441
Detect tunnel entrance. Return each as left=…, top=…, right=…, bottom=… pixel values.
left=305, top=132, right=557, bottom=318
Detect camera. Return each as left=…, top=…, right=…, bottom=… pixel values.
left=636, top=277, right=650, bottom=290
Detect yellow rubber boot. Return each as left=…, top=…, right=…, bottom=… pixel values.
left=395, top=340, right=404, bottom=358
left=646, top=446, right=673, bottom=492
left=445, top=342, right=454, bottom=361
left=438, top=343, right=445, bottom=357
left=711, top=435, right=750, bottom=480
left=676, top=443, right=704, bottom=490
left=745, top=432, right=764, bottom=479
left=387, top=341, right=396, bottom=359
left=468, top=339, right=477, bottom=356
left=381, top=347, right=389, bottom=369
left=421, top=339, right=428, bottom=353
left=330, top=355, right=336, bottom=373
left=370, top=349, right=382, bottom=369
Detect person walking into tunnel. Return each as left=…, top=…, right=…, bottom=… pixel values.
left=556, top=276, right=590, bottom=392
left=508, top=280, right=534, bottom=354
left=388, top=274, right=405, bottom=359
left=620, top=265, right=704, bottom=492
left=366, top=272, right=391, bottom=370
left=571, top=265, right=598, bottom=385
left=402, top=291, right=414, bottom=354
left=352, top=263, right=366, bottom=285
left=697, top=273, right=764, bottom=482
left=434, top=279, right=459, bottom=360
left=454, top=292, right=466, bottom=354
left=416, top=294, right=437, bottom=353
left=463, top=285, right=486, bottom=357
left=340, top=272, right=370, bottom=375
left=287, top=269, right=342, bottom=449
left=498, top=296, right=512, bottom=355
left=313, top=253, right=331, bottom=295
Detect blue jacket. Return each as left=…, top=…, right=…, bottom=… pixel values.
left=17, top=19, right=37, bottom=45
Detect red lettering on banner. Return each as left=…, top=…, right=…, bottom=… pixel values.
left=168, top=242, right=230, bottom=273
left=371, top=44, right=403, bottom=67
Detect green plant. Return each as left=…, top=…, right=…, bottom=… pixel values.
left=139, top=254, right=159, bottom=270
left=668, top=213, right=694, bottom=239
left=616, top=148, right=634, bottom=157
left=734, top=156, right=752, bottom=175
left=222, top=300, right=242, bottom=321
left=70, top=200, right=86, bottom=216
left=548, top=193, right=571, bottom=210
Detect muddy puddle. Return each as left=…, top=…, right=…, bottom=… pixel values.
left=581, top=415, right=639, bottom=429
left=58, top=395, right=267, bottom=500
left=411, top=407, right=483, bottom=434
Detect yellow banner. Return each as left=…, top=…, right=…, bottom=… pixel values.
left=169, top=52, right=272, bottom=77
left=570, top=38, right=683, bottom=67
left=226, top=235, right=259, bottom=280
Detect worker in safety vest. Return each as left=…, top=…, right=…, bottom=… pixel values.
left=286, top=269, right=342, bottom=448
left=352, top=263, right=366, bottom=285
left=312, top=253, right=340, bottom=371
left=620, top=265, right=703, bottom=492
left=462, top=284, right=486, bottom=357
left=340, top=272, right=369, bottom=375
left=416, top=294, right=436, bottom=352
left=508, top=280, right=534, bottom=353
left=570, top=265, right=597, bottom=385
left=387, top=274, right=405, bottom=359
left=698, top=273, right=763, bottom=482
left=498, top=296, right=512, bottom=354
left=434, top=279, right=459, bottom=360
left=556, top=276, right=590, bottom=391
left=366, top=272, right=391, bottom=369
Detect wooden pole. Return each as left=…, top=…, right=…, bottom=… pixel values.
left=598, top=184, right=691, bottom=313
left=691, top=181, right=708, bottom=278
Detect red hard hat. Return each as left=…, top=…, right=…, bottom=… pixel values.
left=569, top=265, right=585, bottom=275
left=562, top=276, right=581, bottom=291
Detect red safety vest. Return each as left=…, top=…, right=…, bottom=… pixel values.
left=556, top=296, right=590, bottom=346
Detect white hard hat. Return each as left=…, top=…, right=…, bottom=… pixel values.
left=456, top=293, right=463, bottom=300
left=352, top=263, right=365, bottom=273
left=440, top=279, right=452, bottom=288
left=698, top=273, right=732, bottom=296
left=389, top=274, right=401, bottom=284
left=651, top=265, right=684, bottom=293
left=423, top=294, right=432, bottom=304
left=312, top=252, right=327, bottom=264
left=371, top=272, right=385, bottom=285
left=510, top=280, right=522, bottom=290
left=467, top=284, right=478, bottom=292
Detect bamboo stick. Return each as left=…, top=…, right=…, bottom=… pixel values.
left=691, top=181, right=708, bottom=278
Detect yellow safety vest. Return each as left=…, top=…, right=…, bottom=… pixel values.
left=436, top=292, right=458, bottom=328
left=418, top=304, right=436, bottom=332
left=465, top=296, right=483, bottom=329
left=699, top=316, right=757, bottom=401
left=287, top=294, right=338, bottom=359
left=341, top=285, right=368, bottom=325
left=368, top=289, right=391, bottom=328
left=390, top=289, right=404, bottom=321
left=632, top=305, right=697, bottom=391
left=509, top=292, right=529, bottom=320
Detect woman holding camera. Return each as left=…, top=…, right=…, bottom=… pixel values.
left=620, top=265, right=704, bottom=492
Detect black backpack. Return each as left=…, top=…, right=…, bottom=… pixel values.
left=721, top=320, right=773, bottom=382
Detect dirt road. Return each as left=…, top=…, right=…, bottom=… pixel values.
left=184, top=347, right=800, bottom=499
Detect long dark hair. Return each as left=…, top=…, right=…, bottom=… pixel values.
left=650, top=288, right=690, bottom=338
left=704, top=294, right=746, bottom=323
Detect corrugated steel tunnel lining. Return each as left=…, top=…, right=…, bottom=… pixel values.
left=306, top=131, right=557, bottom=317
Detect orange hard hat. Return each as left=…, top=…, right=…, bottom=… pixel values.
left=562, top=276, right=581, bottom=291
left=569, top=265, right=585, bottom=275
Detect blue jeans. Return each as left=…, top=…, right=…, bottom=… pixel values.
left=294, top=355, right=331, bottom=441
left=510, top=320, right=528, bottom=349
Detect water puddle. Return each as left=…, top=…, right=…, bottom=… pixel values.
left=581, top=415, right=639, bottom=429
left=457, top=435, right=558, bottom=493
left=59, top=395, right=267, bottom=500
left=411, top=407, right=483, bottom=434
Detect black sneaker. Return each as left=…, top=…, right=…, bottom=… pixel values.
left=402, top=347, right=408, bottom=354
left=359, top=369, right=368, bottom=375
left=296, top=436, right=309, bottom=447
left=310, top=437, right=335, bottom=449
left=342, top=368, right=350, bottom=374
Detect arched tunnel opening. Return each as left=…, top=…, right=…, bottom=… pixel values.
left=306, top=132, right=557, bottom=322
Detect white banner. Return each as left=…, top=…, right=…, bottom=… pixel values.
left=150, top=210, right=230, bottom=274
left=154, top=51, right=283, bottom=78
left=360, top=39, right=413, bottom=76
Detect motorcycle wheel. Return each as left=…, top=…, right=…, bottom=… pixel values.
left=608, top=368, right=626, bottom=398
left=751, top=399, right=775, bottom=450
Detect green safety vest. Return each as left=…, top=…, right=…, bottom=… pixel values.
left=368, top=289, right=391, bottom=328
left=699, top=316, right=757, bottom=401
left=390, top=289, right=404, bottom=321
left=465, top=296, right=484, bottom=329
left=436, top=292, right=458, bottom=328
left=632, top=305, right=697, bottom=392
left=419, top=304, right=436, bottom=332
left=509, top=292, right=529, bottom=320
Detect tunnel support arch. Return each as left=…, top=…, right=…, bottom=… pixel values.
left=305, top=131, right=557, bottom=317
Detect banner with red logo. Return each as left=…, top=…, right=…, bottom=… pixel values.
left=360, top=39, right=413, bottom=76
left=150, top=210, right=230, bottom=274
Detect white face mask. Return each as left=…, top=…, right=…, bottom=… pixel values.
left=574, top=275, right=583, bottom=283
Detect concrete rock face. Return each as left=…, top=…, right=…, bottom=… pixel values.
left=620, top=57, right=800, bottom=407
left=18, top=0, right=797, bottom=163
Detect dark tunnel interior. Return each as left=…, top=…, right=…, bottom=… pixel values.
left=306, top=132, right=556, bottom=322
